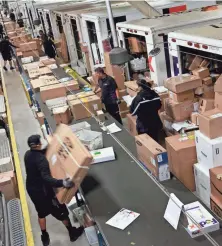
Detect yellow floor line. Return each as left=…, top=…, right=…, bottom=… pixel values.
left=1, top=68, right=35, bottom=246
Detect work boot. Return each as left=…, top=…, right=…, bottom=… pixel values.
left=10, top=66, right=14, bottom=70
left=3, top=66, right=7, bottom=71
left=41, top=231, right=50, bottom=246
left=69, top=226, right=84, bottom=242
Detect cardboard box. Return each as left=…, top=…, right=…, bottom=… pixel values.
left=22, top=49, right=39, bottom=58
left=168, top=90, right=194, bottom=102
left=211, top=195, right=222, bottom=219
left=166, top=135, right=197, bottom=191
left=194, top=86, right=204, bottom=96
left=5, top=22, right=15, bottom=32
left=200, top=59, right=210, bottom=68
left=127, top=114, right=137, bottom=136
left=135, top=134, right=170, bottom=181
left=188, top=56, right=203, bottom=70
left=214, top=75, right=222, bottom=92
left=67, top=91, right=95, bottom=101
left=124, top=81, right=138, bottom=97
left=20, top=41, right=37, bottom=52
left=40, top=83, right=66, bottom=102
left=36, top=112, right=45, bottom=125
left=164, top=74, right=202, bottom=93
left=62, top=80, right=79, bottom=92
left=69, top=95, right=102, bottom=120
left=41, top=58, right=56, bottom=66
left=194, top=163, right=210, bottom=207
left=128, top=37, right=146, bottom=53
left=195, top=130, right=222, bottom=169
left=203, top=84, right=214, bottom=99
left=31, top=76, right=59, bottom=92
left=165, top=98, right=194, bottom=121
left=46, top=124, right=93, bottom=203
left=199, top=98, right=215, bottom=113
left=210, top=166, right=222, bottom=205
left=8, top=31, right=17, bottom=38
left=191, top=112, right=200, bottom=126
left=215, top=92, right=222, bottom=111
left=203, top=77, right=213, bottom=86
left=192, top=67, right=210, bottom=79
left=53, top=106, right=72, bottom=125
left=0, top=171, right=18, bottom=201
left=198, top=108, right=222, bottom=139
left=96, top=110, right=105, bottom=122
left=39, top=67, right=52, bottom=75
left=157, top=90, right=169, bottom=112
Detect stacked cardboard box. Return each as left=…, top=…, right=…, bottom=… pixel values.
left=127, top=114, right=137, bottom=136
left=4, top=22, right=15, bottom=32
left=128, top=37, right=146, bottom=53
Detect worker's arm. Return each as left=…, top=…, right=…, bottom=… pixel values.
left=130, top=96, right=139, bottom=116
left=8, top=41, right=18, bottom=48
left=38, top=156, right=64, bottom=188
left=93, top=83, right=101, bottom=94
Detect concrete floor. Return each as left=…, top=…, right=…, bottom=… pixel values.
left=4, top=69, right=89, bottom=246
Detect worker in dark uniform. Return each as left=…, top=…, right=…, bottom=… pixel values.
left=94, top=67, right=122, bottom=124
left=130, top=79, right=162, bottom=142
left=17, top=12, right=24, bottom=28
left=0, top=36, right=17, bottom=71
left=39, top=30, right=56, bottom=59
left=9, top=9, right=15, bottom=22
left=24, top=135, right=84, bottom=246
left=0, top=23, right=4, bottom=39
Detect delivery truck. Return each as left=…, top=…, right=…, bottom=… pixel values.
left=168, top=23, right=222, bottom=76
left=116, top=4, right=221, bottom=86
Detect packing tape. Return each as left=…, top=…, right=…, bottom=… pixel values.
left=54, top=134, right=89, bottom=170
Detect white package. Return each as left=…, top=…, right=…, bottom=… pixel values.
left=90, top=147, right=115, bottom=164
left=69, top=121, right=91, bottom=132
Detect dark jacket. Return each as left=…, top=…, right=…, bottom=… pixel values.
left=24, top=149, right=63, bottom=198
left=130, top=88, right=162, bottom=133
left=0, top=40, right=16, bottom=55
left=42, top=34, right=56, bottom=58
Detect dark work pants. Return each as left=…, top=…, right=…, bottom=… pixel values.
left=104, top=103, right=122, bottom=125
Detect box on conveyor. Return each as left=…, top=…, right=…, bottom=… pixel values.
left=40, top=83, right=67, bottom=102
left=127, top=114, right=137, bottom=136
left=30, top=76, right=58, bottom=92
left=20, top=41, right=38, bottom=52
left=0, top=171, right=18, bottom=201
left=164, top=98, right=194, bottom=122
left=192, top=67, right=210, bottom=79
left=68, top=95, right=102, bottom=120
left=210, top=167, right=222, bottom=207
left=36, top=112, right=45, bottom=125
left=8, top=31, right=17, bottom=38
left=46, top=124, right=93, bottom=204
left=198, top=108, right=222, bottom=139
left=4, top=22, right=15, bottom=32
left=67, top=91, right=95, bottom=101
left=62, top=80, right=79, bottom=92
left=164, top=74, right=202, bottom=93
left=41, top=58, right=56, bottom=66
left=22, top=49, right=39, bottom=58
left=39, top=67, right=52, bottom=75
left=199, top=98, right=215, bottom=113
left=53, top=106, right=72, bottom=125
left=124, top=81, right=138, bottom=97
left=166, top=134, right=197, bottom=191
left=135, top=134, right=170, bottom=181
left=168, top=90, right=194, bottom=103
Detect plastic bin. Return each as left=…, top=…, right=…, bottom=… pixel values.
left=75, top=129, right=103, bottom=150
left=70, top=121, right=91, bottom=132
left=85, top=226, right=98, bottom=245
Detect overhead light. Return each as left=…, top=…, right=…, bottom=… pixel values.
left=33, top=19, right=41, bottom=25
left=109, top=47, right=131, bottom=66
left=148, top=47, right=161, bottom=57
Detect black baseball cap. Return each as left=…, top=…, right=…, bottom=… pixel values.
left=27, top=135, right=41, bottom=148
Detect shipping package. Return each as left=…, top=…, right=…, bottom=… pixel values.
left=210, top=167, right=222, bottom=205
left=194, top=163, right=210, bottom=207
left=203, top=84, right=214, bottom=99
left=188, top=56, right=203, bottom=70
left=165, top=98, right=194, bottom=121
left=203, top=77, right=213, bottom=86
left=96, top=110, right=105, bottom=122
left=215, top=92, right=222, bottom=111
left=46, top=124, right=93, bottom=203
left=191, top=112, right=200, bottom=126
left=198, top=108, right=222, bottom=139
left=22, top=50, right=39, bottom=58
left=127, top=114, right=137, bottom=136
left=135, top=134, right=170, bottom=181
left=40, top=83, right=66, bottom=102
left=20, top=41, right=37, bottom=52
left=195, top=130, right=222, bottom=169
left=41, top=58, right=56, bottom=66
left=36, top=112, right=45, bottom=125
left=166, top=135, right=197, bottom=191
left=69, top=95, right=102, bottom=120
left=214, top=75, right=222, bottom=92
left=192, top=67, right=210, bottom=79
left=211, top=195, right=222, bottom=220
left=200, top=59, right=210, bottom=68
left=31, top=76, right=59, bottom=92
left=124, top=81, right=138, bottom=97
left=199, top=98, right=215, bottom=113
left=0, top=171, right=18, bottom=201
left=164, top=74, right=202, bottom=93
left=168, top=90, right=194, bottom=103
left=62, top=80, right=79, bottom=92
left=53, top=106, right=72, bottom=125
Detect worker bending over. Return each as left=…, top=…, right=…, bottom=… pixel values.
left=0, top=36, right=17, bottom=71
left=130, top=79, right=162, bottom=142
left=94, top=67, right=122, bottom=124
left=24, top=135, right=84, bottom=246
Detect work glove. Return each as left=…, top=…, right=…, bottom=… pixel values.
left=117, top=99, right=121, bottom=105
left=63, top=178, right=74, bottom=188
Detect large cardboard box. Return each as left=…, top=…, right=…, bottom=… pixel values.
left=214, top=75, right=222, bottom=92
left=53, top=106, right=72, bottom=125
left=164, top=74, right=202, bottom=93
left=195, top=130, right=222, bottom=169
left=69, top=95, right=102, bottom=120
left=166, top=135, right=197, bottom=191
left=165, top=98, right=194, bottom=121
left=215, top=92, right=222, bottom=111
left=46, top=124, right=93, bottom=203
left=194, top=163, right=210, bottom=207
left=62, top=80, right=79, bottom=92
left=203, top=84, right=214, bottom=99
left=20, top=41, right=37, bottom=52
left=199, top=98, right=215, bottom=113
left=210, top=166, right=222, bottom=205
left=67, top=91, right=95, bottom=101
left=168, top=90, right=194, bottom=102
left=211, top=195, right=222, bottom=219
left=124, top=81, right=138, bottom=97
left=127, top=114, right=137, bottom=136
left=198, top=108, right=222, bottom=139
left=40, top=84, right=66, bottom=102
left=0, top=171, right=18, bottom=201
left=192, top=67, right=210, bottom=79
left=135, top=134, right=170, bottom=181
left=188, top=56, right=203, bottom=70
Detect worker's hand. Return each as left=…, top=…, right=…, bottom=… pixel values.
left=117, top=99, right=121, bottom=105
left=63, top=178, right=74, bottom=188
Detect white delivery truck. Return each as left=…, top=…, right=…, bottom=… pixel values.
left=168, top=23, right=222, bottom=76
left=116, top=5, right=222, bottom=86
